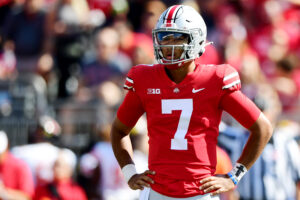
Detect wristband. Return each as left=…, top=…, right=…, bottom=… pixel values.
left=121, top=164, right=137, bottom=183
left=228, top=163, right=247, bottom=185
left=227, top=172, right=238, bottom=185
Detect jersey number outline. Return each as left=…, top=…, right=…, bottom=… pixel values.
left=161, top=99, right=193, bottom=150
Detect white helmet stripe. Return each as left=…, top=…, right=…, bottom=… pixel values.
left=163, top=7, right=172, bottom=24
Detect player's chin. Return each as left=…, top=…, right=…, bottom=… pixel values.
left=164, top=55, right=181, bottom=60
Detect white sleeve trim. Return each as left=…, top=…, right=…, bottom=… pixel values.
left=124, top=85, right=133, bottom=90
left=126, top=77, right=134, bottom=84
left=222, top=80, right=241, bottom=89
left=223, top=72, right=239, bottom=81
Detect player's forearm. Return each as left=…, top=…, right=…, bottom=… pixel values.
left=237, top=113, right=273, bottom=169
left=111, top=133, right=134, bottom=168
left=111, top=119, right=135, bottom=168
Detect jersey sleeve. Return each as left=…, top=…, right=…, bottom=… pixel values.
left=123, top=67, right=136, bottom=91
left=117, top=91, right=145, bottom=128
left=220, top=90, right=261, bottom=129
left=119, top=66, right=146, bottom=127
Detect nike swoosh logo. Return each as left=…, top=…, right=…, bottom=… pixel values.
left=192, top=88, right=205, bottom=93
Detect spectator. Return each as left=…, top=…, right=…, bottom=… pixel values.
left=86, top=0, right=128, bottom=19
left=0, top=0, right=14, bottom=32
left=34, top=148, right=87, bottom=200
left=35, top=53, right=59, bottom=103
left=79, top=123, right=139, bottom=200
left=2, top=0, right=47, bottom=73
left=271, top=58, right=299, bottom=111
left=0, top=130, right=35, bottom=200
left=0, top=34, right=17, bottom=81
left=81, top=27, right=130, bottom=88
left=267, top=120, right=300, bottom=200
left=113, top=20, right=153, bottom=63
left=46, top=0, right=90, bottom=97
left=0, top=34, right=16, bottom=118
left=220, top=119, right=300, bottom=200
left=12, top=116, right=62, bottom=186
left=131, top=42, right=155, bottom=66
left=139, top=0, right=166, bottom=37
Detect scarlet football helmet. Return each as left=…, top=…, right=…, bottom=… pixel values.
left=152, top=5, right=208, bottom=67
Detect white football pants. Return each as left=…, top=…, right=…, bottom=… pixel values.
left=139, top=188, right=220, bottom=200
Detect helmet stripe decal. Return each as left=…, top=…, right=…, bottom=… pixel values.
left=165, top=5, right=180, bottom=26
left=164, top=6, right=175, bottom=23
left=173, top=6, right=182, bottom=23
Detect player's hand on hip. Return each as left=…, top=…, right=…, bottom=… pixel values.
left=128, top=170, right=155, bottom=190
left=199, top=175, right=235, bottom=196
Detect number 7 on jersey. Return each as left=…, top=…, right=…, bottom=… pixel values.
left=161, top=99, right=193, bottom=150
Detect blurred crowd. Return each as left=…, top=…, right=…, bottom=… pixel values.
left=0, top=0, right=299, bottom=199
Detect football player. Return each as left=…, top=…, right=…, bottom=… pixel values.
left=111, top=5, right=273, bottom=200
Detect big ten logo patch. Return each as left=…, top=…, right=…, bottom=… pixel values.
left=147, top=88, right=161, bottom=94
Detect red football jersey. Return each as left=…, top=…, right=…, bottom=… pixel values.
left=117, top=63, right=260, bottom=198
